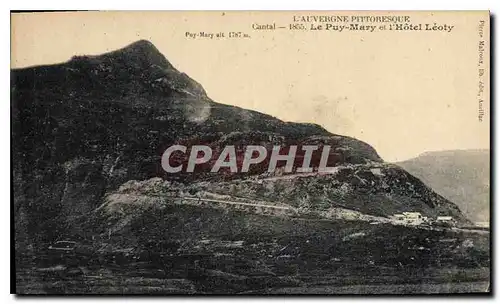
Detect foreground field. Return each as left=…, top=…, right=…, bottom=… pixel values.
left=16, top=260, right=490, bottom=294
left=15, top=203, right=490, bottom=295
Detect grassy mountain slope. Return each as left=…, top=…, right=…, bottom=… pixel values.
left=397, top=150, right=489, bottom=223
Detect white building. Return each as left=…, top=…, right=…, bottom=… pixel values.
left=436, top=216, right=456, bottom=226
left=391, top=212, right=427, bottom=226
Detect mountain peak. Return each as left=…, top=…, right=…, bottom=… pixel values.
left=69, top=40, right=174, bottom=71
left=127, top=39, right=157, bottom=49
left=120, top=40, right=161, bottom=56
left=109, top=40, right=173, bottom=69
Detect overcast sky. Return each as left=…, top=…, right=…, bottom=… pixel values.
left=11, top=11, right=490, bottom=162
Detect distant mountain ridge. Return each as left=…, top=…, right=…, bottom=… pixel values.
left=397, top=149, right=490, bottom=223
left=12, top=40, right=469, bottom=245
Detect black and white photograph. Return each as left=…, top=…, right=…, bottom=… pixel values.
left=10, top=10, right=491, bottom=295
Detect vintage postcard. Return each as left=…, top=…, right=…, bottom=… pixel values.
left=11, top=11, right=490, bottom=295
